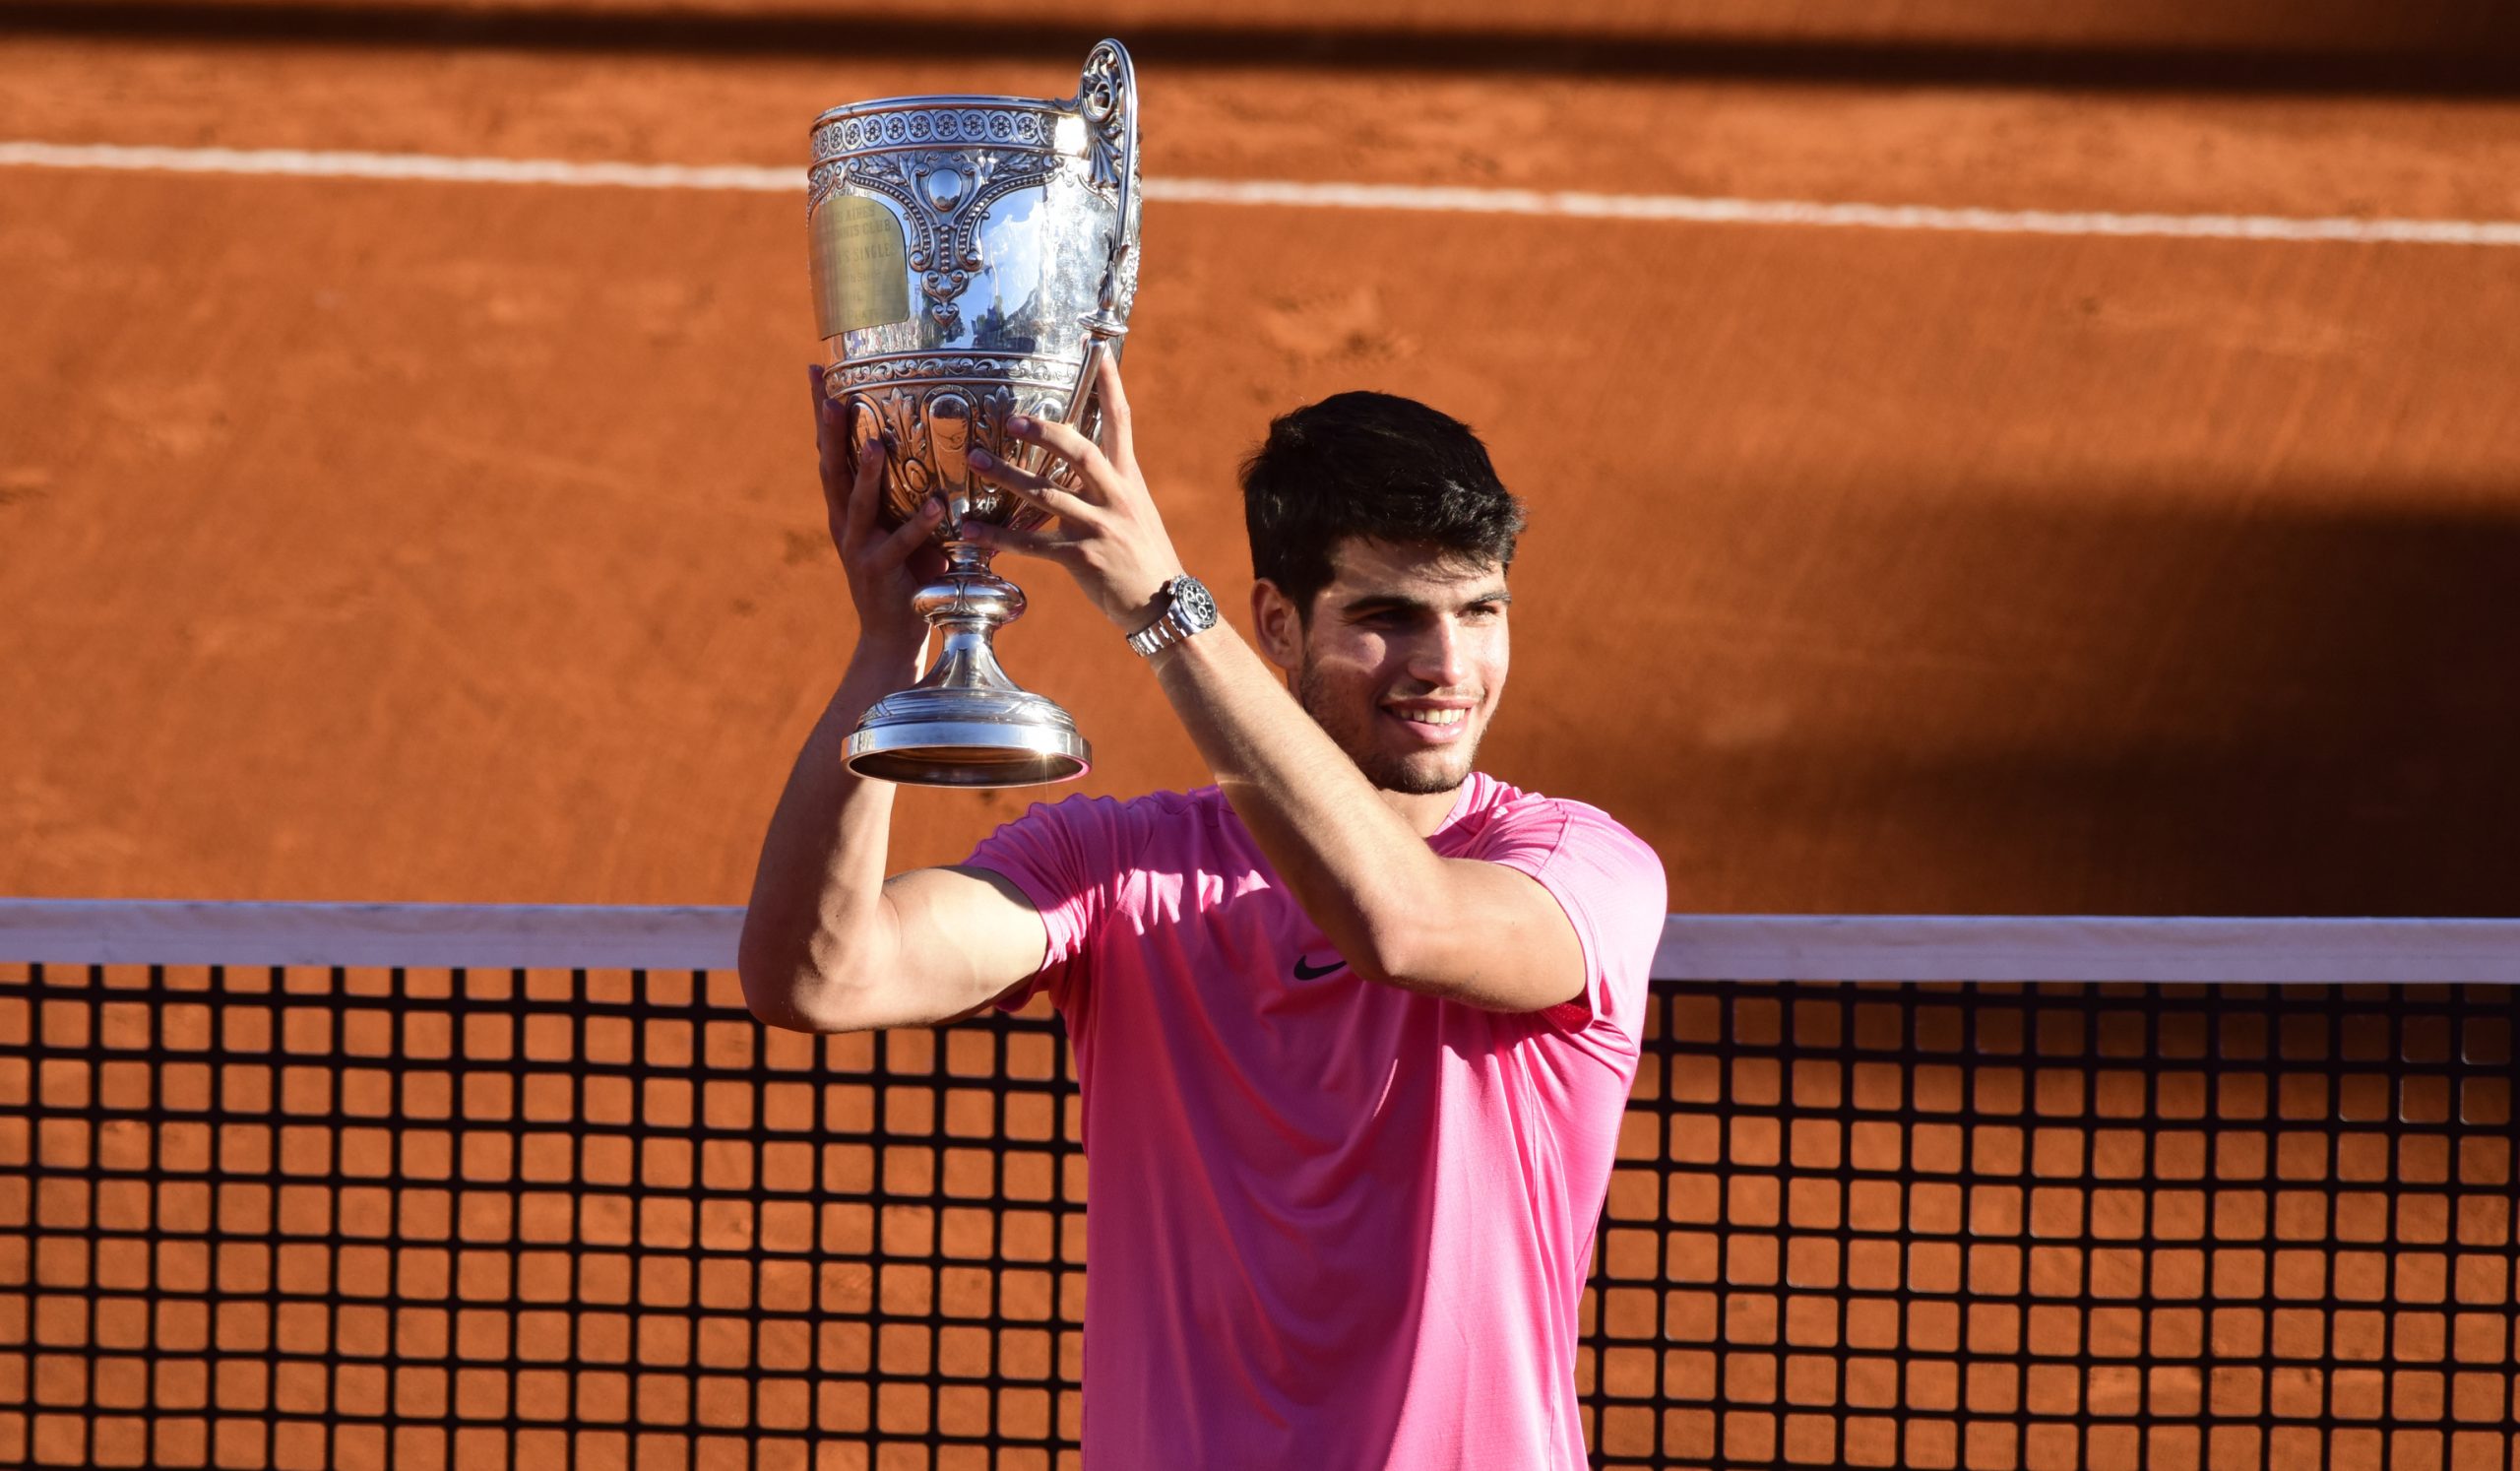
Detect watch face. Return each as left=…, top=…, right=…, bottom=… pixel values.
left=1173, top=577, right=1219, bottom=629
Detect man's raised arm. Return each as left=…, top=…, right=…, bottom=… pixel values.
left=955, top=358, right=1601, bottom=1015
left=735, top=368, right=1049, bottom=1035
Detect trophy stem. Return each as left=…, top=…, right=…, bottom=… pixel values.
left=841, top=543, right=1092, bottom=787
left=910, top=544, right=1025, bottom=695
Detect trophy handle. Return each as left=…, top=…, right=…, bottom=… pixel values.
left=1065, top=38, right=1139, bottom=440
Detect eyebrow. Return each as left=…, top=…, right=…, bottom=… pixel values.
left=1337, top=588, right=1514, bottom=617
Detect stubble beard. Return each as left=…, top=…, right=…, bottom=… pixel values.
left=1294, top=659, right=1480, bottom=797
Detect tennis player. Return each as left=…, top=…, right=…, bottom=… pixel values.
left=741, top=353, right=1668, bottom=1468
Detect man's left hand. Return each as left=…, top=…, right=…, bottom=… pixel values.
left=961, top=352, right=1186, bottom=635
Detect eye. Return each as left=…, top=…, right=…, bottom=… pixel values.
left=1462, top=602, right=1506, bottom=622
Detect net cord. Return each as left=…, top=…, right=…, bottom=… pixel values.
left=3, top=902, right=2516, bottom=982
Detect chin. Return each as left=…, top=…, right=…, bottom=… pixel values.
left=1363, top=746, right=1478, bottom=796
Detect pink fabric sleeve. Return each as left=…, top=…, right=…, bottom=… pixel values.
left=962, top=794, right=1137, bottom=1012
left=1468, top=798, right=1670, bottom=1044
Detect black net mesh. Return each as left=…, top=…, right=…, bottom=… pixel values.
left=1584, top=983, right=2518, bottom=1471
left=1, top=962, right=2514, bottom=1470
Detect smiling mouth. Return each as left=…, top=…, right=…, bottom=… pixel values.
left=1390, top=708, right=1469, bottom=727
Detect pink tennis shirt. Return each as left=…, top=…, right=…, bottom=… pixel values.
left=965, top=769, right=1668, bottom=1468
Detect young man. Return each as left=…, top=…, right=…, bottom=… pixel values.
left=740, top=356, right=1668, bottom=1467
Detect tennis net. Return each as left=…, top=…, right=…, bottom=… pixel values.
left=3, top=903, right=2514, bottom=1470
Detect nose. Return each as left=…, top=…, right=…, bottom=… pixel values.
left=1407, top=617, right=1477, bottom=690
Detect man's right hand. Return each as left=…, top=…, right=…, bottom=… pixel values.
left=741, top=369, right=1056, bottom=1035
left=812, top=364, right=948, bottom=655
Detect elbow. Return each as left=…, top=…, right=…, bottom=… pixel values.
left=735, top=959, right=825, bottom=1033
left=1336, top=861, right=1470, bottom=994
left=736, top=914, right=870, bottom=1034
left=1345, top=912, right=1448, bottom=995
left=733, top=942, right=819, bottom=1033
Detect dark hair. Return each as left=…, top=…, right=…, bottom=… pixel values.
left=1239, top=391, right=1527, bottom=616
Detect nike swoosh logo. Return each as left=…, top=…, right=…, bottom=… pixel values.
left=1292, top=955, right=1347, bottom=981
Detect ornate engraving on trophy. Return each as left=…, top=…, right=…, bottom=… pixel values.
left=811, top=195, right=914, bottom=337
left=816, top=128, right=1067, bottom=343
left=808, top=40, right=1142, bottom=787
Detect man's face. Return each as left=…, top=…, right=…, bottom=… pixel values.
left=1270, top=538, right=1512, bottom=796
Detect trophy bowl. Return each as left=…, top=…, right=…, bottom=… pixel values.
left=808, top=39, right=1142, bottom=787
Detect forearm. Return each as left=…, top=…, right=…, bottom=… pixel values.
left=1147, top=626, right=1455, bottom=986
left=736, top=640, right=920, bottom=1028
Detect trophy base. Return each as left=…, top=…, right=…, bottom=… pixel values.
left=843, top=686, right=1092, bottom=788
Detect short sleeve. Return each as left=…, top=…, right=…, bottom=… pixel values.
left=962, top=794, right=1140, bottom=1012
left=1468, top=799, right=1669, bottom=1046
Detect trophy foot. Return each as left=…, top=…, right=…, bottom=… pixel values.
left=842, top=547, right=1091, bottom=787
left=843, top=684, right=1092, bottom=787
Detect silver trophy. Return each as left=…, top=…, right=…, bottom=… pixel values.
left=808, top=39, right=1142, bottom=787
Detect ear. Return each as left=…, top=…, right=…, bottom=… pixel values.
left=1250, top=579, right=1304, bottom=673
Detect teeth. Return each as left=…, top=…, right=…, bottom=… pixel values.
left=1394, top=709, right=1467, bottom=726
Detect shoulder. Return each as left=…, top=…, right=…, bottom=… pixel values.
left=1001, top=783, right=1206, bottom=820
left=973, top=785, right=1218, bottom=873
left=1454, top=778, right=1669, bottom=945
left=1006, top=785, right=1213, bottom=833
left=1461, top=777, right=1665, bottom=878
left=1447, top=779, right=1667, bottom=1039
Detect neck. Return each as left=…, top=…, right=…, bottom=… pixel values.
left=1380, top=782, right=1463, bottom=838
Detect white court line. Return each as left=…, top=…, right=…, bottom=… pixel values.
left=0, top=140, right=799, bottom=193
left=7, top=139, right=2520, bottom=246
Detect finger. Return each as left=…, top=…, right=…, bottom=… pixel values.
left=817, top=402, right=850, bottom=518
left=1003, top=414, right=1114, bottom=497
left=867, top=493, right=944, bottom=568
left=809, top=365, right=847, bottom=453
left=814, top=377, right=850, bottom=476
left=1095, top=350, right=1137, bottom=474
left=843, top=434, right=888, bottom=548
left=968, top=444, right=1091, bottom=521
left=958, top=517, right=1077, bottom=562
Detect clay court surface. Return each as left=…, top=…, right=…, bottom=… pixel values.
left=5, top=1, right=2520, bottom=914
left=6, top=10, right=2520, bottom=1471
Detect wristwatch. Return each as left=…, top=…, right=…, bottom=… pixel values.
left=1126, top=574, right=1221, bottom=658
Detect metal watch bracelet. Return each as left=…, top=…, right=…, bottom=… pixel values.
left=1127, top=575, right=1218, bottom=658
